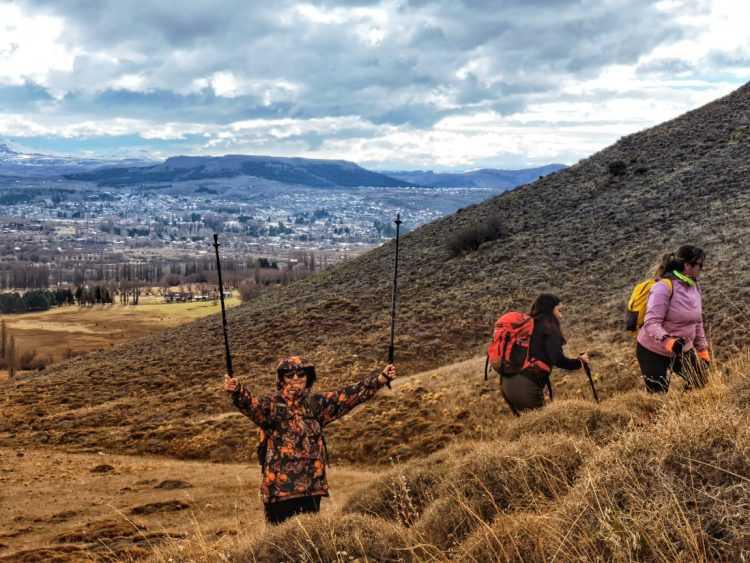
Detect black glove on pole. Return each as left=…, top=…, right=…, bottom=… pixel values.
left=213, top=234, right=233, bottom=377
left=386, top=214, right=402, bottom=389
left=582, top=361, right=599, bottom=403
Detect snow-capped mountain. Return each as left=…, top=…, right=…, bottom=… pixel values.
left=0, top=142, right=152, bottom=178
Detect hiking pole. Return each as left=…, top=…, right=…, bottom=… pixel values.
left=212, top=234, right=233, bottom=377
left=386, top=214, right=402, bottom=389
left=582, top=361, right=599, bottom=403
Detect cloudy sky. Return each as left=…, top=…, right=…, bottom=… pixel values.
left=1, top=0, right=748, bottom=170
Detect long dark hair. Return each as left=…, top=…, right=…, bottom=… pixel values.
left=656, top=245, right=705, bottom=277
left=529, top=293, right=564, bottom=339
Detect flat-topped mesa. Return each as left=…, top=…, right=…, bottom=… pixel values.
left=65, top=154, right=413, bottom=188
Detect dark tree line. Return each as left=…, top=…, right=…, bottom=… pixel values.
left=73, top=285, right=115, bottom=306
left=0, top=264, right=50, bottom=290
left=0, top=288, right=75, bottom=314
left=0, top=285, right=127, bottom=313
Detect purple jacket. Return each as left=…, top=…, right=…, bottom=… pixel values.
left=637, top=278, right=707, bottom=357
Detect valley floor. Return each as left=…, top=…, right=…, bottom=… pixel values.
left=0, top=293, right=241, bottom=368
left=0, top=447, right=378, bottom=561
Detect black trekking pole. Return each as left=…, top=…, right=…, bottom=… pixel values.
left=582, top=361, right=599, bottom=403
left=212, top=234, right=233, bottom=377
left=386, top=214, right=402, bottom=389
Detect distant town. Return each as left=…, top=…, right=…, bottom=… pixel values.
left=0, top=178, right=501, bottom=292
left=0, top=146, right=562, bottom=294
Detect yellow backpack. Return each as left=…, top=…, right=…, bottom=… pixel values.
left=626, top=278, right=673, bottom=332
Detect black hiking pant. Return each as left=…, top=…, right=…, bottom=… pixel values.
left=501, top=370, right=550, bottom=413
left=264, top=495, right=321, bottom=525
left=636, top=343, right=708, bottom=393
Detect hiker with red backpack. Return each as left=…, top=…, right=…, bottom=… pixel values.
left=488, top=294, right=590, bottom=414
left=223, top=356, right=396, bottom=525
left=634, top=245, right=709, bottom=393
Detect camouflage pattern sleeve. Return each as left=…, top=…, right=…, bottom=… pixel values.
left=231, top=383, right=273, bottom=428
left=316, top=374, right=383, bottom=426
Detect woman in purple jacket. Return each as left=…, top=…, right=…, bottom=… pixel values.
left=637, top=245, right=710, bottom=393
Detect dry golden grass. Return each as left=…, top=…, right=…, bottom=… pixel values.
left=543, top=388, right=750, bottom=562
left=0, top=294, right=240, bottom=368
left=501, top=391, right=663, bottom=445
left=343, top=440, right=481, bottom=526
left=415, top=433, right=593, bottom=552
left=233, top=513, right=420, bottom=563
left=201, top=353, right=750, bottom=563
left=3, top=353, right=743, bottom=562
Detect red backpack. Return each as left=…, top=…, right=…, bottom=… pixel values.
left=485, top=312, right=551, bottom=379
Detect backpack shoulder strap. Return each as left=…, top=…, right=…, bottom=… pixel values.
left=661, top=278, right=673, bottom=296
left=628, top=279, right=655, bottom=310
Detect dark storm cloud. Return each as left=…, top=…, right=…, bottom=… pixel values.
left=15, top=0, right=704, bottom=129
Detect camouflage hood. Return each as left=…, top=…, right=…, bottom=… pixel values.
left=275, top=356, right=317, bottom=390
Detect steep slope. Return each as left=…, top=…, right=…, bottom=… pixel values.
left=64, top=154, right=413, bottom=188
left=2, top=82, right=750, bottom=465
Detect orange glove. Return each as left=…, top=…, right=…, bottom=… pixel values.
left=697, top=349, right=710, bottom=363
left=664, top=337, right=682, bottom=354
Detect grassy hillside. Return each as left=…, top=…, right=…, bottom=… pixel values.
left=142, top=353, right=748, bottom=562
left=1, top=83, right=750, bottom=467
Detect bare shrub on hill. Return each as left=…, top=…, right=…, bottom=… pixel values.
left=238, top=280, right=261, bottom=302
left=17, top=348, right=40, bottom=371
left=447, top=217, right=505, bottom=257
left=608, top=160, right=628, bottom=176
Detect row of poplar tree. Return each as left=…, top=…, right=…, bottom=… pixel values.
left=0, top=286, right=144, bottom=314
